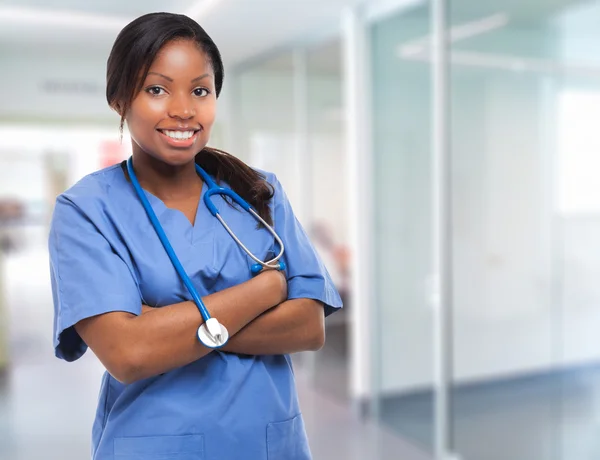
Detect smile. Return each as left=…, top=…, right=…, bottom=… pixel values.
left=157, top=129, right=200, bottom=147
left=160, top=129, right=197, bottom=140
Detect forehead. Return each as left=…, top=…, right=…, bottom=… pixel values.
left=149, top=39, right=212, bottom=75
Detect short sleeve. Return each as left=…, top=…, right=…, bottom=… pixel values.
left=271, top=176, right=343, bottom=316
left=49, top=195, right=141, bottom=362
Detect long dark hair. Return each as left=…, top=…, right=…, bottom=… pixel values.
left=106, top=12, right=274, bottom=225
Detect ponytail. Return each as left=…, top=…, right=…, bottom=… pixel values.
left=196, top=147, right=274, bottom=226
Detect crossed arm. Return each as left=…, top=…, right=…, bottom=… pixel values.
left=75, top=270, right=325, bottom=385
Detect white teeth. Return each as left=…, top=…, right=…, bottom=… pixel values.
left=163, top=130, right=195, bottom=140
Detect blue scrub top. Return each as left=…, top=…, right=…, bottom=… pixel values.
left=48, top=162, right=342, bottom=460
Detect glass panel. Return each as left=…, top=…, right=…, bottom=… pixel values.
left=371, top=5, right=435, bottom=451
left=305, top=40, right=350, bottom=402
left=448, top=0, right=600, bottom=459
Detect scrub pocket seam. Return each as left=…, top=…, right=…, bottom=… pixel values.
left=266, top=413, right=304, bottom=460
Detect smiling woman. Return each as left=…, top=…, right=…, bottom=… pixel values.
left=104, top=14, right=275, bottom=223
left=126, top=41, right=215, bottom=157
left=48, top=11, right=342, bottom=460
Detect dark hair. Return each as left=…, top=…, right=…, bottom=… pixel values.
left=106, top=12, right=273, bottom=225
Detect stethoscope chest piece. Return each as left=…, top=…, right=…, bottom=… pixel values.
left=127, top=156, right=282, bottom=349
left=197, top=318, right=230, bottom=349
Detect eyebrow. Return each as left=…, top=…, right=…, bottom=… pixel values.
left=191, top=73, right=210, bottom=83
left=147, top=72, right=211, bottom=83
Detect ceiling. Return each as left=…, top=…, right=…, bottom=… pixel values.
left=1, top=0, right=597, bottom=73
left=0, top=0, right=375, bottom=66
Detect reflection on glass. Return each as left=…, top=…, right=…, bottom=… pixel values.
left=371, top=5, right=435, bottom=451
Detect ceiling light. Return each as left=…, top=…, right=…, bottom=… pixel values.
left=398, top=13, right=509, bottom=57
left=185, top=0, right=225, bottom=19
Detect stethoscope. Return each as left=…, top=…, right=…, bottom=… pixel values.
left=126, top=156, right=285, bottom=349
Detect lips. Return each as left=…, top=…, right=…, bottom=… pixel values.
left=157, top=128, right=201, bottom=148
left=157, top=128, right=200, bottom=140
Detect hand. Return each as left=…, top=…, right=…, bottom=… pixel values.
left=256, top=268, right=288, bottom=305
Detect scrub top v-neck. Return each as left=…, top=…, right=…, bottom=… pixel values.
left=49, top=162, right=343, bottom=460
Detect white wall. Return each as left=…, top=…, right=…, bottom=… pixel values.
left=376, top=68, right=600, bottom=395
left=372, top=13, right=600, bottom=395
left=451, top=76, right=556, bottom=384
left=0, top=50, right=114, bottom=121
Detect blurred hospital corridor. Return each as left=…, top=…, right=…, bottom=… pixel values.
left=2, top=0, right=600, bottom=459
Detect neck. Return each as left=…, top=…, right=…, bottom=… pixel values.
left=130, top=151, right=202, bottom=202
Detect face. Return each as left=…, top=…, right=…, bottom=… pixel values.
left=125, top=39, right=217, bottom=166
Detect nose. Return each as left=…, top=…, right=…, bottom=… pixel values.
left=167, top=93, right=195, bottom=120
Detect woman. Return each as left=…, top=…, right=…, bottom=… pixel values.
left=49, top=12, right=342, bottom=460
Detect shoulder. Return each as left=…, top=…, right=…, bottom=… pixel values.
left=252, top=168, right=287, bottom=203
left=56, top=163, right=123, bottom=208
left=52, top=163, right=125, bottom=222
left=253, top=168, right=277, bottom=186
left=253, top=168, right=286, bottom=197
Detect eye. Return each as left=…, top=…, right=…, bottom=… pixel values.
left=146, top=86, right=166, bottom=96
left=193, top=87, right=210, bottom=97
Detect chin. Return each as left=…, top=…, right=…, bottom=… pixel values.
left=133, top=136, right=207, bottom=167
left=154, top=150, right=200, bottom=166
